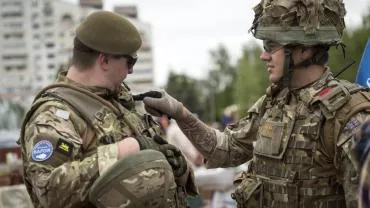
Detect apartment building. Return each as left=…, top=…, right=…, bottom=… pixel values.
left=0, top=1, right=154, bottom=106
left=0, top=0, right=95, bottom=104
left=114, top=6, right=155, bottom=94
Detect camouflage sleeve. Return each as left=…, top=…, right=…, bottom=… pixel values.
left=336, top=111, right=370, bottom=208
left=23, top=102, right=118, bottom=207
left=177, top=96, right=265, bottom=168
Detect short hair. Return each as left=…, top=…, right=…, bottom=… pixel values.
left=71, top=38, right=99, bottom=70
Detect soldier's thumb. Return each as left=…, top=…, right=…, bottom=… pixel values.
left=143, top=97, right=160, bottom=108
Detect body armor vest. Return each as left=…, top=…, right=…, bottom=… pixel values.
left=18, top=83, right=187, bottom=208
left=245, top=78, right=370, bottom=208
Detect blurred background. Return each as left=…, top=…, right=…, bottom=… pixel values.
left=0, top=0, right=369, bottom=207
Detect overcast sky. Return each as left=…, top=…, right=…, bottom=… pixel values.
left=63, top=0, right=370, bottom=87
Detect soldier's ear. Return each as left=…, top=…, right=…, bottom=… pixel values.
left=98, top=53, right=109, bottom=70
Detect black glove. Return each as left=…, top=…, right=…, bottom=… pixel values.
left=153, top=135, right=188, bottom=178
left=134, top=135, right=188, bottom=178
left=132, top=91, right=162, bottom=101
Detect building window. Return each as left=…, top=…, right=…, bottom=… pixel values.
left=133, top=79, right=153, bottom=84
left=47, top=53, right=55, bottom=58
left=44, top=3, right=53, bottom=16
left=36, top=76, right=42, bottom=81
left=32, top=23, right=40, bottom=29
left=17, top=65, right=26, bottom=70
left=46, top=42, right=54, bottom=48
left=134, top=69, right=152, bottom=74
left=5, top=66, right=12, bottom=72
left=44, top=21, right=53, bottom=27
left=32, top=13, right=39, bottom=19
left=48, top=64, right=55, bottom=69
left=33, top=44, right=41, bottom=49
left=2, top=12, right=22, bottom=18
left=2, top=54, right=27, bottom=60
left=3, top=32, right=23, bottom=39
left=45, top=32, right=53, bottom=37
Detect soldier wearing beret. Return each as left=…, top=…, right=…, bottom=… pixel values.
left=18, top=11, right=196, bottom=208
left=142, top=0, right=370, bottom=207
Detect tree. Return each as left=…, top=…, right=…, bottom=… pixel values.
left=165, top=71, right=206, bottom=120
left=329, top=8, right=370, bottom=81
left=204, top=44, right=237, bottom=121
left=234, top=42, right=268, bottom=115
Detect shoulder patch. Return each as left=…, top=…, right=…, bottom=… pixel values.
left=56, top=139, right=73, bottom=156
left=32, top=140, right=53, bottom=161
left=55, top=109, right=70, bottom=120
left=344, top=119, right=361, bottom=131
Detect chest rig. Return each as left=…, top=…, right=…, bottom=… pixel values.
left=21, top=83, right=161, bottom=151
left=249, top=78, right=369, bottom=208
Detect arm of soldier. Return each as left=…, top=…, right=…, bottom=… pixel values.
left=178, top=109, right=256, bottom=168
left=23, top=104, right=124, bottom=207
left=336, top=111, right=370, bottom=208
left=177, top=96, right=264, bottom=168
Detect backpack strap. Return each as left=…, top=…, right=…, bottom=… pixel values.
left=319, top=80, right=370, bottom=166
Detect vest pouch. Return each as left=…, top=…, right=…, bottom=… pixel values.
left=254, top=118, right=295, bottom=159
left=232, top=174, right=262, bottom=208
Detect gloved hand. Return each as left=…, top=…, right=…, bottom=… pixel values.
left=134, top=135, right=188, bottom=178
left=153, top=135, right=188, bottom=178
left=143, top=90, right=184, bottom=120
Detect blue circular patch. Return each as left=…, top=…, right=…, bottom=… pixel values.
left=32, top=140, right=53, bottom=162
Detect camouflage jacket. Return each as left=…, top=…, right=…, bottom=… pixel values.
left=180, top=70, right=370, bottom=208
left=18, top=73, right=165, bottom=208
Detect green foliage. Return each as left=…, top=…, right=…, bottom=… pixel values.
left=165, top=71, right=206, bottom=120
left=163, top=8, right=370, bottom=123
left=205, top=44, right=237, bottom=121
left=234, top=43, right=268, bottom=115
left=329, top=8, right=370, bottom=81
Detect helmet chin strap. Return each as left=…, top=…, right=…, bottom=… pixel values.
left=276, top=46, right=316, bottom=89
left=277, top=48, right=293, bottom=89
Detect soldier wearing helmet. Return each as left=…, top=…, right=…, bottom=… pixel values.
left=141, top=0, right=370, bottom=207
left=18, top=11, right=196, bottom=207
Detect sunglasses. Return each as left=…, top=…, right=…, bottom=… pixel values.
left=122, top=55, right=137, bottom=69
left=110, top=54, right=138, bottom=69
left=263, top=41, right=284, bottom=55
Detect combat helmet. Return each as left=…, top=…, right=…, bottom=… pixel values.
left=250, top=0, right=346, bottom=87
left=89, top=150, right=177, bottom=208
left=76, top=11, right=142, bottom=56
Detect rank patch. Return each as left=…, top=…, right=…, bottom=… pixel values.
left=56, top=139, right=73, bottom=156
left=32, top=140, right=53, bottom=162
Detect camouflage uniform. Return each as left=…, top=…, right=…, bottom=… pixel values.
left=18, top=73, right=185, bottom=207
left=18, top=10, right=193, bottom=208
left=141, top=0, right=370, bottom=207
left=188, top=69, right=369, bottom=208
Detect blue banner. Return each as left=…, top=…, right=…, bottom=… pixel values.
left=356, top=37, right=370, bottom=87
